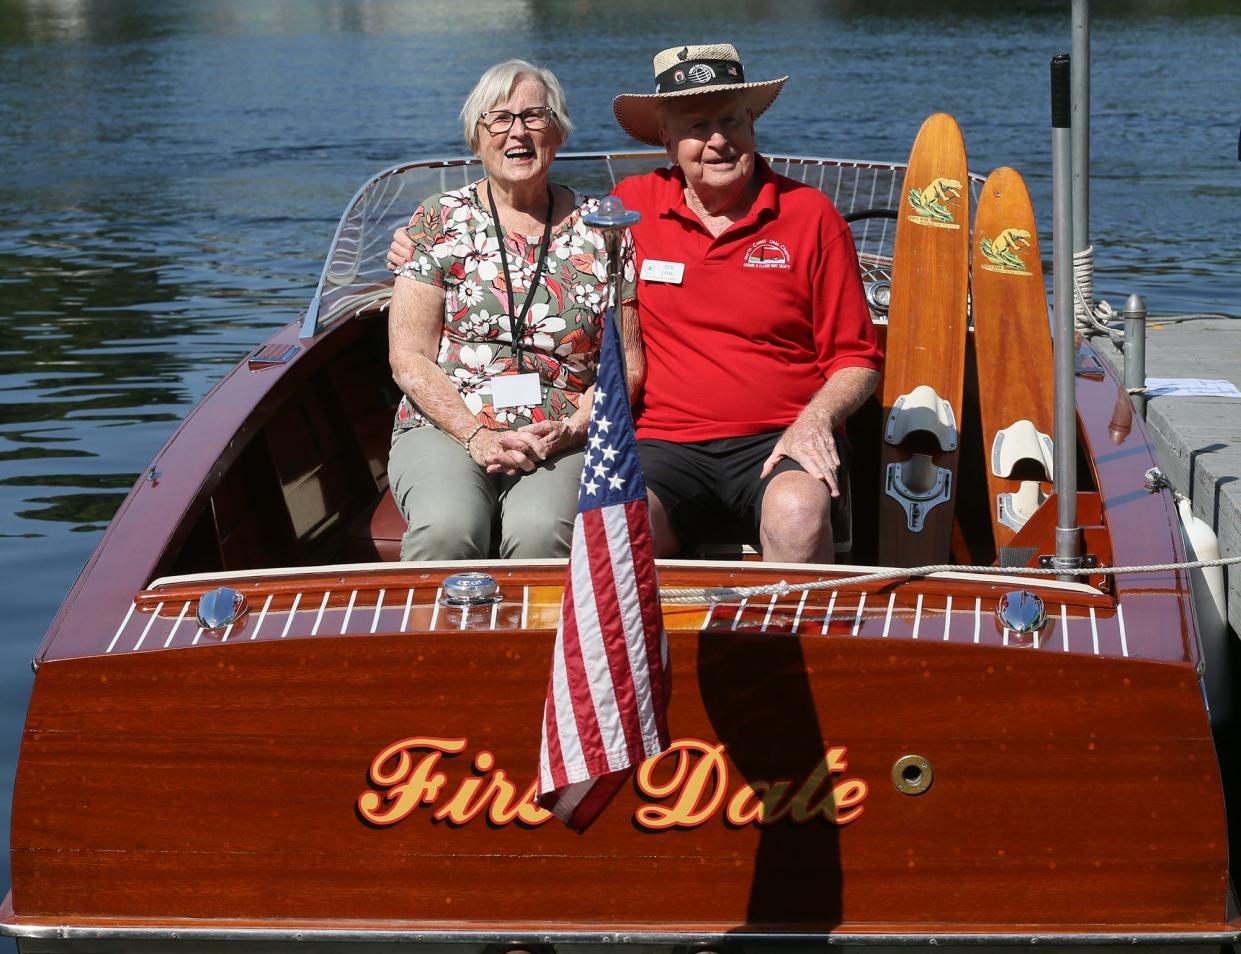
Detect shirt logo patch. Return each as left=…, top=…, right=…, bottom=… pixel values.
left=742, top=239, right=792, bottom=269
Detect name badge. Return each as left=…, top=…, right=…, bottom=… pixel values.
left=640, top=259, right=685, bottom=284
left=490, top=372, right=541, bottom=409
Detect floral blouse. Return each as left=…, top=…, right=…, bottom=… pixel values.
left=392, top=182, right=635, bottom=433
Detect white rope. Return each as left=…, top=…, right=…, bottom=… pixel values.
left=659, top=555, right=1241, bottom=605
left=1070, top=246, right=1236, bottom=337
left=1073, top=244, right=1095, bottom=323
left=1073, top=245, right=1123, bottom=341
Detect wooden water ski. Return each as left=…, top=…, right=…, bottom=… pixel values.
left=972, top=166, right=1055, bottom=553
left=877, top=113, right=970, bottom=567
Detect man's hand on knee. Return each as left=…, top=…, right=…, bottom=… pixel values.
left=759, top=412, right=841, bottom=497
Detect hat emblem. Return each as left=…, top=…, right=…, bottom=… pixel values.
left=677, top=46, right=689, bottom=60
left=673, top=69, right=685, bottom=85
left=688, top=63, right=716, bottom=84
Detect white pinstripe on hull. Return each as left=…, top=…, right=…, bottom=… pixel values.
left=281, top=592, right=302, bottom=638
left=311, top=591, right=331, bottom=636
left=852, top=593, right=866, bottom=636
left=107, top=602, right=137, bottom=654
left=132, top=602, right=164, bottom=652
left=164, top=601, right=190, bottom=648
left=252, top=594, right=273, bottom=640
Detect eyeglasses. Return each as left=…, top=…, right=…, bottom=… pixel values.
left=478, top=106, right=556, bottom=134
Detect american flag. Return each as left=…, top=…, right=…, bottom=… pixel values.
left=536, top=311, right=670, bottom=832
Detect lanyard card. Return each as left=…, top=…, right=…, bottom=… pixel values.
left=491, top=372, right=542, bottom=409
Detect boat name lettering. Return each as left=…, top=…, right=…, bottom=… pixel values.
left=357, top=736, right=868, bottom=830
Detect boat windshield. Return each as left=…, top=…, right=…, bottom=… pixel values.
left=304, top=150, right=986, bottom=335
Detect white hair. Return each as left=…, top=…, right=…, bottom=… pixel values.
left=460, top=59, right=573, bottom=154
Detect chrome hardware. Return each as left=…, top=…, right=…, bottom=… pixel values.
left=197, top=587, right=248, bottom=630
left=892, top=755, right=934, bottom=795
left=1074, top=352, right=1105, bottom=378
left=885, top=385, right=957, bottom=451
left=249, top=343, right=299, bottom=368
left=991, top=419, right=1054, bottom=480
left=441, top=572, right=501, bottom=606
left=1144, top=467, right=1172, bottom=493
left=884, top=454, right=952, bottom=532
left=1038, top=553, right=1098, bottom=570
left=582, top=194, right=641, bottom=230
left=865, top=278, right=892, bottom=317
left=997, top=480, right=1048, bottom=532
left=995, top=590, right=1047, bottom=634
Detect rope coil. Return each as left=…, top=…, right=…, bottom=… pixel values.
left=1073, top=245, right=1123, bottom=341
left=1072, top=245, right=1235, bottom=334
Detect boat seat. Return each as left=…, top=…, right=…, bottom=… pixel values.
left=343, top=491, right=540, bottom=562
left=346, top=490, right=405, bottom=563
left=348, top=470, right=852, bottom=564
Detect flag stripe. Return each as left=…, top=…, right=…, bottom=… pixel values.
left=602, top=504, right=663, bottom=759
left=563, top=771, right=630, bottom=830
left=625, top=500, right=670, bottom=738
left=553, top=570, right=602, bottom=781
left=562, top=525, right=617, bottom=776
left=541, top=686, right=569, bottom=791
left=581, top=507, right=642, bottom=769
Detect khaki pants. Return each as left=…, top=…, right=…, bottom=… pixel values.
left=388, top=425, right=584, bottom=561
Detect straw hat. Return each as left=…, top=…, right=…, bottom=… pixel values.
left=613, top=43, right=788, bottom=147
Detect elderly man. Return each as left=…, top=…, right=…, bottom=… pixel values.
left=613, top=43, right=881, bottom=563
left=390, top=44, right=881, bottom=563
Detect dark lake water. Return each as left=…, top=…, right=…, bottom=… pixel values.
left=1, top=0, right=1239, bottom=930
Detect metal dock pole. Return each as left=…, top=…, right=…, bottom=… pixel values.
left=1072, top=0, right=1090, bottom=254
left=1123, top=294, right=1148, bottom=419
left=1051, top=54, right=1083, bottom=580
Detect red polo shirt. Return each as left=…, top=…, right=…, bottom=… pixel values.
left=614, top=157, right=882, bottom=443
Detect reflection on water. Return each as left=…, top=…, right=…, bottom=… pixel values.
left=1, top=0, right=1239, bottom=926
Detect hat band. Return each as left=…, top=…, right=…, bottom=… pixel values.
left=654, top=59, right=746, bottom=94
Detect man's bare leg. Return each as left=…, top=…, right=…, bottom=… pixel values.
left=646, top=490, right=681, bottom=557
left=759, top=470, right=834, bottom=563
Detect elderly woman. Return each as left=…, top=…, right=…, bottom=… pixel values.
left=388, top=60, right=634, bottom=561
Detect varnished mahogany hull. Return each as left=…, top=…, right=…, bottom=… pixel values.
left=9, top=620, right=1228, bottom=934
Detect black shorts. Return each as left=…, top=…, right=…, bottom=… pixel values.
left=638, top=430, right=851, bottom=547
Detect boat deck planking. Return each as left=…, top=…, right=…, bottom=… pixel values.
left=95, top=563, right=1138, bottom=661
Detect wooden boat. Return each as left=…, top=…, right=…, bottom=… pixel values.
left=2, top=150, right=1237, bottom=952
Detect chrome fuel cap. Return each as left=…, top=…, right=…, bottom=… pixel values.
left=583, top=194, right=640, bottom=230
left=441, top=572, right=500, bottom=606
left=996, top=590, right=1046, bottom=633
left=197, top=587, right=248, bottom=630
